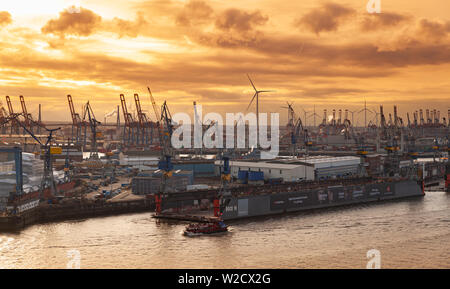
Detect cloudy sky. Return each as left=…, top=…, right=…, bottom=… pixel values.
left=0, top=0, right=449, bottom=125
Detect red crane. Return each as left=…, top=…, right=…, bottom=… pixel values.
left=19, top=95, right=33, bottom=130
left=120, top=94, right=136, bottom=145
left=134, top=93, right=150, bottom=145
left=5, top=96, right=20, bottom=134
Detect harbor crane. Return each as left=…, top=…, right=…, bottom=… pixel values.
left=148, top=86, right=162, bottom=146
left=1, top=113, right=61, bottom=198
left=155, top=101, right=174, bottom=214
left=5, top=96, right=20, bottom=134
left=82, top=101, right=101, bottom=159
left=120, top=94, right=136, bottom=146
left=281, top=102, right=311, bottom=157
left=134, top=93, right=151, bottom=145
left=19, top=95, right=33, bottom=133
left=193, top=101, right=216, bottom=157
left=67, top=95, right=83, bottom=144
left=147, top=86, right=161, bottom=124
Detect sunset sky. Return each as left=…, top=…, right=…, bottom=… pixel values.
left=0, top=0, right=449, bottom=125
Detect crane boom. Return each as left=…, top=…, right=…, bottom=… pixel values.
left=67, top=95, right=81, bottom=125
left=5, top=96, right=14, bottom=115
left=19, top=95, right=33, bottom=127
left=82, top=101, right=101, bottom=159
left=147, top=86, right=161, bottom=122
left=120, top=94, right=133, bottom=127
left=134, top=93, right=145, bottom=127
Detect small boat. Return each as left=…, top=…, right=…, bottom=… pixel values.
left=183, top=220, right=228, bottom=236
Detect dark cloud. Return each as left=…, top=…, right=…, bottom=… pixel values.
left=295, top=2, right=355, bottom=35
left=194, top=30, right=265, bottom=49
left=178, top=7, right=268, bottom=51
left=176, top=0, right=214, bottom=26
left=0, top=11, right=12, bottom=27
left=418, top=19, right=450, bottom=41
left=260, top=36, right=450, bottom=68
left=41, top=7, right=102, bottom=37
left=361, top=12, right=410, bottom=31
left=215, top=8, right=268, bottom=32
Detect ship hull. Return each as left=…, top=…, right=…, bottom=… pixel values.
left=221, top=180, right=424, bottom=220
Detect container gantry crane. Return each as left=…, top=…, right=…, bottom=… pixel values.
left=19, top=95, right=33, bottom=133
left=120, top=94, right=136, bottom=146
left=5, top=96, right=20, bottom=134
left=134, top=93, right=151, bottom=145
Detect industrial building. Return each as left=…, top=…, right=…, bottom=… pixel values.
left=214, top=156, right=362, bottom=182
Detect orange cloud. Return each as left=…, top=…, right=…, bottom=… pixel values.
left=215, top=8, right=268, bottom=32
left=361, top=12, right=410, bottom=31
left=295, top=2, right=355, bottom=35
left=108, top=12, right=149, bottom=38
left=0, top=11, right=12, bottom=27
left=418, top=19, right=450, bottom=41
left=176, top=0, right=214, bottom=26
left=41, top=7, right=102, bottom=37
left=0, top=1, right=449, bottom=122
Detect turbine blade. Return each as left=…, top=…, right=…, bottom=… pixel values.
left=246, top=93, right=257, bottom=111
left=247, top=74, right=257, bottom=92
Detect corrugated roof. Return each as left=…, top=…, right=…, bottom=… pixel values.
left=214, top=156, right=361, bottom=169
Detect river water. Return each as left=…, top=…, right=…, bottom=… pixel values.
left=0, top=191, right=449, bottom=269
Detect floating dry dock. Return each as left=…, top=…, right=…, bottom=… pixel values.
left=0, top=175, right=435, bottom=231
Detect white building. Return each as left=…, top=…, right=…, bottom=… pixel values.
left=214, top=160, right=315, bottom=182
left=214, top=156, right=362, bottom=182
left=301, top=156, right=361, bottom=179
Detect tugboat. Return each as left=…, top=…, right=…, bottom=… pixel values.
left=183, top=219, right=228, bottom=236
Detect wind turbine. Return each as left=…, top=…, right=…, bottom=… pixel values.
left=301, top=108, right=311, bottom=128
left=348, top=110, right=357, bottom=127
left=369, top=108, right=380, bottom=127
left=281, top=101, right=296, bottom=127
left=358, top=98, right=372, bottom=129
left=308, top=105, right=320, bottom=128
left=246, top=74, right=275, bottom=146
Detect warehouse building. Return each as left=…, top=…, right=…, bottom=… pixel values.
left=215, top=160, right=315, bottom=182
left=214, top=156, right=361, bottom=182
left=302, top=156, right=361, bottom=180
